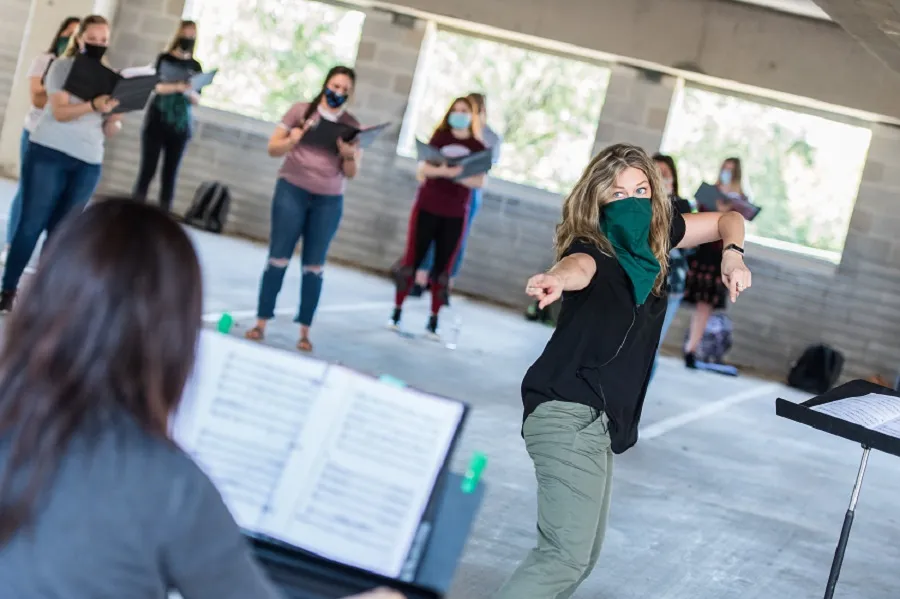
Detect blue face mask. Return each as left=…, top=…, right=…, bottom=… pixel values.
left=447, top=111, right=471, bottom=130
left=720, top=169, right=732, bottom=185
left=324, top=88, right=347, bottom=109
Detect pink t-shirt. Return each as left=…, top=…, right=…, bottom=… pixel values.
left=277, top=102, right=360, bottom=196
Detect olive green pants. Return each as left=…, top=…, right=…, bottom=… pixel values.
left=494, top=401, right=614, bottom=599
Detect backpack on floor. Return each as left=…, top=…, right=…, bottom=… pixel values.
left=787, top=344, right=844, bottom=394
left=184, top=181, right=231, bottom=233
left=685, top=313, right=733, bottom=364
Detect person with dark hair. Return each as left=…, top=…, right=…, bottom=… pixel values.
left=390, top=96, right=486, bottom=336
left=245, top=66, right=361, bottom=353
left=411, top=92, right=503, bottom=295
left=132, top=19, right=203, bottom=212
left=0, top=198, right=405, bottom=599
left=3, top=16, right=80, bottom=260
left=0, top=14, right=123, bottom=313
left=650, top=152, right=693, bottom=379
left=682, top=156, right=747, bottom=368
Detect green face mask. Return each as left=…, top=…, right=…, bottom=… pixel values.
left=55, top=36, right=70, bottom=56
left=600, top=197, right=660, bottom=305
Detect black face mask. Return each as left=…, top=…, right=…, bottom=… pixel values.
left=177, top=37, right=195, bottom=52
left=82, top=43, right=107, bottom=60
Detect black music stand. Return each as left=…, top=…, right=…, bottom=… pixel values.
left=775, top=379, right=900, bottom=599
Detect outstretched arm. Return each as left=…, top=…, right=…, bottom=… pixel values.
left=525, top=253, right=596, bottom=308
left=678, top=211, right=752, bottom=302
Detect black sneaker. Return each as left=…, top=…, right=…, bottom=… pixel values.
left=409, top=283, right=425, bottom=298
left=684, top=351, right=697, bottom=369
left=0, top=290, right=15, bottom=313
left=426, top=314, right=439, bottom=339
left=388, top=307, right=402, bottom=330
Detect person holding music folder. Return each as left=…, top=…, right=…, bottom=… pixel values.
left=411, top=92, right=502, bottom=296
left=495, top=144, right=751, bottom=599
left=244, top=65, right=362, bottom=353
left=682, top=156, right=748, bottom=368
left=0, top=14, right=123, bottom=313
left=132, top=19, right=204, bottom=212
left=389, top=96, right=487, bottom=336
left=3, top=16, right=81, bottom=260
left=0, top=198, right=404, bottom=599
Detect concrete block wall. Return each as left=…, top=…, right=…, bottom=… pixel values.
left=0, top=0, right=31, bottom=148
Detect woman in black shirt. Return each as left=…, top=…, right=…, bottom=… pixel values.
left=132, top=20, right=203, bottom=212
left=494, top=144, right=752, bottom=599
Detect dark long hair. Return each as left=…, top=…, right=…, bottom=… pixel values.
left=0, top=199, right=203, bottom=545
left=652, top=153, right=680, bottom=199
left=720, top=156, right=743, bottom=187
left=47, top=16, right=80, bottom=56
left=300, top=65, right=356, bottom=123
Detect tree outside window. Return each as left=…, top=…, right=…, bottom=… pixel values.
left=662, top=87, right=871, bottom=253
left=400, top=30, right=610, bottom=194
left=189, top=0, right=365, bottom=122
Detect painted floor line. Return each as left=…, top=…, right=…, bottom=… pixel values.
left=202, top=300, right=394, bottom=323
left=640, top=382, right=780, bottom=440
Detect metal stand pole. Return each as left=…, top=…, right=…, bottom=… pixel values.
left=823, top=445, right=870, bottom=599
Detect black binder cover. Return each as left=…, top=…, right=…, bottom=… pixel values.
left=775, top=379, right=900, bottom=458
left=299, top=119, right=389, bottom=153
left=110, top=75, right=158, bottom=113
left=63, top=55, right=119, bottom=100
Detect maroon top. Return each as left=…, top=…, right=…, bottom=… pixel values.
left=415, top=129, right=485, bottom=218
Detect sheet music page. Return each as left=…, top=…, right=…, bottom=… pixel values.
left=260, top=366, right=465, bottom=578
left=811, top=393, right=900, bottom=429
left=873, top=418, right=900, bottom=438
left=172, top=331, right=328, bottom=529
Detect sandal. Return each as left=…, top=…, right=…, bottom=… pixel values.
left=297, top=337, right=313, bottom=352
left=245, top=326, right=265, bottom=341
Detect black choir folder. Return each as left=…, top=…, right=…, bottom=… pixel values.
left=299, top=119, right=391, bottom=152
left=415, top=139, right=493, bottom=180
left=173, top=331, right=481, bottom=599
left=62, top=55, right=157, bottom=114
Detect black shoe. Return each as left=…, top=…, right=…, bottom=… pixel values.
left=426, top=314, right=439, bottom=338
left=0, top=290, right=15, bottom=313
left=409, top=283, right=424, bottom=298
left=684, top=352, right=697, bottom=369
left=388, top=307, right=402, bottom=329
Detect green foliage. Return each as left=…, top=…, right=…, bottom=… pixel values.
left=194, top=0, right=364, bottom=122
left=407, top=31, right=610, bottom=193
left=663, top=88, right=871, bottom=252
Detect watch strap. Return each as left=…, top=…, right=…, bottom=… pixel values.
left=724, top=243, right=744, bottom=255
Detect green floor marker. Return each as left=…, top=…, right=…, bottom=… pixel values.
left=461, top=452, right=487, bottom=494
left=217, top=313, right=234, bottom=334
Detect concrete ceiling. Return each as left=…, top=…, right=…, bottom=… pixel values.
left=731, top=0, right=832, bottom=20
left=811, top=0, right=900, bottom=76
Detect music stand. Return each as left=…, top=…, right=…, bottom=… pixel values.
left=775, top=379, right=900, bottom=599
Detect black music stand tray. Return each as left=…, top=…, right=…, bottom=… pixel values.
left=247, top=471, right=485, bottom=599
left=775, top=379, right=900, bottom=599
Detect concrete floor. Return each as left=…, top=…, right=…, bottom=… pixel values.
left=1, top=178, right=899, bottom=598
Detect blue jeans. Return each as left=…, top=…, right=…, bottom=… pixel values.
left=419, top=188, right=482, bottom=277
left=650, top=294, right=684, bottom=381
left=3, top=143, right=101, bottom=292
left=7, top=128, right=30, bottom=245
left=255, top=178, right=343, bottom=326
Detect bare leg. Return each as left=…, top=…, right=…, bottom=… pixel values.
left=685, top=301, right=712, bottom=353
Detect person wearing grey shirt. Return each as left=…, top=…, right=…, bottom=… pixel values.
left=0, top=198, right=405, bottom=599
left=0, top=15, right=122, bottom=314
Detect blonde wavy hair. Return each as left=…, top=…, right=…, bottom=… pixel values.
left=554, top=143, right=673, bottom=296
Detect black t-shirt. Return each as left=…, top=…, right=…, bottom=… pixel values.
left=521, top=211, right=687, bottom=454
left=149, top=53, right=202, bottom=120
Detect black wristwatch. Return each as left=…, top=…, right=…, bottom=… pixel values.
left=724, top=243, right=744, bottom=256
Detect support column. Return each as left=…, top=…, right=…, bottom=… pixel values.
left=0, top=0, right=97, bottom=176
left=591, top=64, right=677, bottom=156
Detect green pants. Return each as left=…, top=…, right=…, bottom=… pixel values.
left=494, top=401, right=614, bottom=599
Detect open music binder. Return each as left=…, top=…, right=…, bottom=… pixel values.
left=299, top=119, right=391, bottom=152
left=415, top=139, right=494, bottom=180
left=172, top=331, right=482, bottom=598
left=776, top=379, right=900, bottom=599
left=694, top=182, right=761, bottom=221
left=63, top=55, right=157, bottom=113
